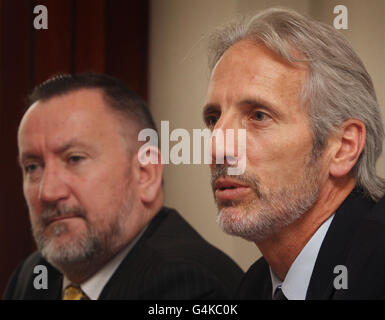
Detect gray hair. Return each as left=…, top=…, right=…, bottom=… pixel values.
left=208, top=7, right=385, bottom=201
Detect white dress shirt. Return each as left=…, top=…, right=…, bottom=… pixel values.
left=270, top=214, right=334, bottom=300
left=62, top=226, right=147, bottom=300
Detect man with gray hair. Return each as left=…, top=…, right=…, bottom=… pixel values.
left=204, top=7, right=385, bottom=299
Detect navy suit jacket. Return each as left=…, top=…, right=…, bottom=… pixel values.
left=236, top=188, right=385, bottom=299
left=4, top=207, right=243, bottom=300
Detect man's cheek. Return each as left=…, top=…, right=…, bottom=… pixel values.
left=24, top=181, right=39, bottom=201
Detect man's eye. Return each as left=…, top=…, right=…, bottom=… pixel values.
left=25, top=164, right=39, bottom=173
left=205, top=115, right=219, bottom=128
left=253, top=111, right=270, bottom=121
left=68, top=155, right=85, bottom=164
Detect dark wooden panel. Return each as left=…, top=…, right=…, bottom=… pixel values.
left=74, top=0, right=105, bottom=73
left=0, top=0, right=149, bottom=298
left=0, top=0, right=35, bottom=297
left=105, top=0, right=149, bottom=99
left=33, top=0, right=74, bottom=84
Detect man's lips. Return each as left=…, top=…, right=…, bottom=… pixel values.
left=45, top=215, right=81, bottom=226
left=214, top=178, right=252, bottom=200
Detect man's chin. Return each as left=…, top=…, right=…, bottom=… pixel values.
left=217, top=206, right=244, bottom=223
left=40, top=234, right=83, bottom=255
left=41, top=218, right=89, bottom=243
left=43, top=233, right=79, bottom=250
left=39, top=234, right=98, bottom=270
left=36, top=224, right=96, bottom=264
left=216, top=205, right=275, bottom=243
left=217, top=206, right=254, bottom=237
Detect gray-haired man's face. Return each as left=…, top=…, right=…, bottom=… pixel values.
left=204, top=40, right=323, bottom=242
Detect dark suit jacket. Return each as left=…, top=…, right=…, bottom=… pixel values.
left=236, top=188, right=385, bottom=300
left=4, top=207, right=243, bottom=300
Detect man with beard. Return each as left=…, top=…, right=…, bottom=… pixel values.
left=4, top=73, right=243, bottom=300
left=203, top=7, right=385, bottom=299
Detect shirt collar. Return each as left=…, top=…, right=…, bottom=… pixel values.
left=269, top=214, right=334, bottom=300
left=63, top=225, right=147, bottom=300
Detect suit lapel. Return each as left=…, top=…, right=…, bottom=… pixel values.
left=237, top=257, right=273, bottom=300
left=263, top=266, right=273, bottom=300
left=46, top=270, right=63, bottom=299
left=255, top=258, right=273, bottom=300
left=306, top=189, right=374, bottom=299
left=98, top=210, right=166, bottom=299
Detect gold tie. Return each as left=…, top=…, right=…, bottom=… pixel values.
left=62, top=285, right=89, bottom=300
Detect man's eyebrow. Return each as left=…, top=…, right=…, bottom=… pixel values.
left=203, top=99, right=282, bottom=118
left=18, top=153, right=40, bottom=167
left=52, top=139, right=93, bottom=155
left=18, top=140, right=94, bottom=166
left=239, top=98, right=282, bottom=119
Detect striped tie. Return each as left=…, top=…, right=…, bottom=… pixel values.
left=62, top=285, right=89, bottom=300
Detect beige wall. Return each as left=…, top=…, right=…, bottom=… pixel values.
left=311, top=0, right=385, bottom=176
left=149, top=0, right=385, bottom=271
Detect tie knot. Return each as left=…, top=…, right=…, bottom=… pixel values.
left=63, top=284, right=89, bottom=300
left=273, top=286, right=288, bottom=300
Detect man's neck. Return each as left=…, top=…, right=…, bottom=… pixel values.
left=62, top=248, right=123, bottom=284
left=257, top=178, right=356, bottom=281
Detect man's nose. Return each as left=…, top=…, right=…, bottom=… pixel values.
left=210, top=114, right=240, bottom=167
left=38, top=165, right=70, bottom=203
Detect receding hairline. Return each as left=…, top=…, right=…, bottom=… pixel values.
left=21, top=87, right=142, bottom=152
left=211, top=38, right=309, bottom=76
left=28, top=87, right=116, bottom=109
left=27, top=86, right=139, bottom=125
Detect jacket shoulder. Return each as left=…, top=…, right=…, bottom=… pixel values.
left=236, top=257, right=271, bottom=300
left=101, top=207, right=243, bottom=299
left=335, top=194, right=385, bottom=299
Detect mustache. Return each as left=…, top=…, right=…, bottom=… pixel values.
left=40, top=204, right=87, bottom=227
left=211, top=164, right=262, bottom=198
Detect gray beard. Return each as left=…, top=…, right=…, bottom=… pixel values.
left=212, top=156, right=321, bottom=243
left=35, top=218, right=103, bottom=276
left=31, top=199, right=132, bottom=280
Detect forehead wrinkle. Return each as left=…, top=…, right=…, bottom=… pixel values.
left=52, top=138, right=97, bottom=155
left=18, top=95, right=115, bottom=161
left=210, top=47, right=307, bottom=118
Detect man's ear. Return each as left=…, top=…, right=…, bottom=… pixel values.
left=136, top=146, right=163, bottom=204
left=329, top=119, right=366, bottom=178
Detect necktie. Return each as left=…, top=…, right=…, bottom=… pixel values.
left=62, top=284, right=90, bottom=300
left=273, top=286, right=288, bottom=300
